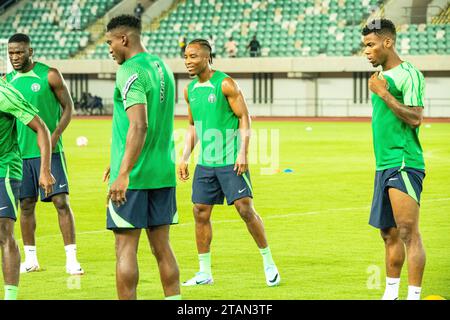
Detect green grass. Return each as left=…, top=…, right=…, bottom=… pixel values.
left=1, top=119, right=449, bottom=300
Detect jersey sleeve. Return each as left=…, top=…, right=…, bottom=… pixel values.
left=116, top=64, right=148, bottom=110
left=401, top=68, right=425, bottom=108
left=0, top=81, right=38, bottom=125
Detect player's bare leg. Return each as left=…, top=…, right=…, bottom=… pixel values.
left=19, top=197, right=37, bottom=246
left=193, top=204, right=214, bottom=254
left=389, top=187, right=425, bottom=300
left=234, top=197, right=280, bottom=286
left=114, top=229, right=141, bottom=300
left=19, top=197, right=40, bottom=272
left=146, top=226, right=180, bottom=299
left=52, top=193, right=76, bottom=245
left=380, top=226, right=405, bottom=300
left=234, top=197, right=268, bottom=248
left=182, top=204, right=214, bottom=286
left=381, top=227, right=405, bottom=278
left=0, top=218, right=20, bottom=299
left=52, top=193, right=83, bottom=275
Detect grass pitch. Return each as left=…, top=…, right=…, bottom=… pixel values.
left=1, top=119, right=449, bottom=300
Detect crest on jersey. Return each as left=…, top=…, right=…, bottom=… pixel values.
left=208, top=93, right=216, bottom=104
left=31, top=83, right=41, bottom=92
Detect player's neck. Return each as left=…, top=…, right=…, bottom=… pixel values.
left=125, top=45, right=147, bottom=61
left=18, top=60, right=35, bottom=73
left=197, top=68, right=214, bottom=83
left=382, top=53, right=402, bottom=71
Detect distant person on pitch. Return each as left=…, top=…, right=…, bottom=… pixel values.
left=179, top=39, right=280, bottom=287
left=7, top=33, right=83, bottom=275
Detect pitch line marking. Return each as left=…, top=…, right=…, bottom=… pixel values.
left=17, top=197, right=450, bottom=241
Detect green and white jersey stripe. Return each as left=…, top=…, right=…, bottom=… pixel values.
left=371, top=61, right=425, bottom=171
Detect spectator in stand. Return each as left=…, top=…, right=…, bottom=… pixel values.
left=225, top=37, right=237, bottom=58
left=247, top=35, right=261, bottom=57
left=179, top=36, right=187, bottom=58
left=67, top=2, right=81, bottom=30
left=134, top=2, right=144, bottom=20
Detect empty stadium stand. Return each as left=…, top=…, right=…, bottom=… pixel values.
left=0, top=0, right=120, bottom=59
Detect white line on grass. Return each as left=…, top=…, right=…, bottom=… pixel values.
left=16, top=197, right=450, bottom=241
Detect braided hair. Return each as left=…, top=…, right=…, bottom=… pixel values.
left=188, top=39, right=213, bottom=64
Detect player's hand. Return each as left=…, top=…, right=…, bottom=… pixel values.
left=234, top=153, right=248, bottom=176
left=39, top=170, right=56, bottom=198
left=178, top=161, right=189, bottom=181
left=108, top=173, right=129, bottom=207
left=50, top=132, right=60, bottom=151
left=103, top=165, right=111, bottom=183
left=368, top=72, right=388, bottom=96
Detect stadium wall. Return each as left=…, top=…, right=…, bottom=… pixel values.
left=59, top=56, right=450, bottom=117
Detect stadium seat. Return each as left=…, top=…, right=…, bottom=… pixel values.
left=0, top=0, right=121, bottom=59
left=85, top=0, right=382, bottom=58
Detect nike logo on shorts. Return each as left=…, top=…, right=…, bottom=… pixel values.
left=389, top=178, right=398, bottom=181
left=238, top=188, right=246, bottom=193
left=0, top=206, right=8, bottom=211
left=59, top=184, right=67, bottom=188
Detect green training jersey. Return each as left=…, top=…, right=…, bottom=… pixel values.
left=6, top=62, right=63, bottom=158
left=371, top=61, right=425, bottom=171
left=110, top=52, right=176, bottom=189
left=187, top=70, right=239, bottom=167
left=0, top=78, right=38, bottom=179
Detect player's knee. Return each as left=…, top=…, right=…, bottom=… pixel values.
left=380, top=229, right=398, bottom=244
left=236, top=204, right=255, bottom=223
left=397, top=222, right=415, bottom=245
left=20, top=198, right=36, bottom=215
left=150, top=242, right=164, bottom=260
left=52, top=195, right=70, bottom=212
left=151, top=244, right=173, bottom=266
left=193, top=205, right=210, bottom=224
left=0, top=232, right=5, bottom=246
left=0, top=224, right=14, bottom=248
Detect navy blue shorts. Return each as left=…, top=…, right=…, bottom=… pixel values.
left=20, top=152, right=69, bottom=202
left=369, top=166, right=425, bottom=229
left=107, top=187, right=178, bottom=230
left=192, top=165, right=253, bottom=206
left=0, top=178, right=21, bottom=220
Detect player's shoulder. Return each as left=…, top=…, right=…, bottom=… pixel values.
left=399, top=61, right=424, bottom=79
left=5, top=69, right=15, bottom=81
left=117, top=60, right=145, bottom=82
left=395, top=61, right=425, bottom=91
left=214, top=69, right=230, bottom=79
left=219, top=72, right=236, bottom=88
left=33, top=61, right=52, bottom=73
left=186, top=75, right=199, bottom=91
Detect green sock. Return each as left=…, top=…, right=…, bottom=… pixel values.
left=199, top=252, right=211, bottom=275
left=259, top=246, right=275, bottom=268
left=165, top=294, right=182, bottom=300
left=4, top=285, right=18, bottom=300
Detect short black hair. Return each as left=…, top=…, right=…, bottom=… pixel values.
left=188, top=39, right=213, bottom=64
left=362, top=19, right=396, bottom=39
left=8, top=33, right=31, bottom=44
left=106, top=14, right=142, bottom=33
